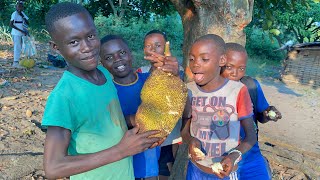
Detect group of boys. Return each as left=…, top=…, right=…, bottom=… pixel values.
left=40, top=2, right=281, bottom=180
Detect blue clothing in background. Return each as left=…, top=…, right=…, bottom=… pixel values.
left=238, top=79, right=270, bottom=180
left=114, top=72, right=161, bottom=178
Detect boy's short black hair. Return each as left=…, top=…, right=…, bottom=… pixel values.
left=100, top=35, right=129, bottom=47
left=144, top=30, right=167, bottom=41
left=195, top=34, right=226, bottom=55
left=16, top=1, right=24, bottom=5
left=226, top=43, right=247, bottom=54
left=45, top=2, right=90, bottom=34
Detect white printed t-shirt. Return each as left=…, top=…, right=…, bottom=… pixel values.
left=188, top=79, right=253, bottom=168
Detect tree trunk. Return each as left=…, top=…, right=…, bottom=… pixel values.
left=170, top=0, right=254, bottom=67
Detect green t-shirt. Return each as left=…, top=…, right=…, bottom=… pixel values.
left=42, top=66, right=134, bottom=180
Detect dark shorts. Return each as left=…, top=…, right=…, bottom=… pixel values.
left=158, top=145, right=175, bottom=176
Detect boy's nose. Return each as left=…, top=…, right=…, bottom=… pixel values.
left=231, top=69, right=238, bottom=77
left=113, top=53, right=122, bottom=62
left=81, top=39, right=93, bottom=53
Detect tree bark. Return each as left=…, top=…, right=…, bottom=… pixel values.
left=170, top=0, right=254, bottom=67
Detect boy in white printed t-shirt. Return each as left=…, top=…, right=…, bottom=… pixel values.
left=9, top=1, right=29, bottom=67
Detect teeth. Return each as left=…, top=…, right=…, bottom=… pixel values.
left=116, top=65, right=125, bottom=71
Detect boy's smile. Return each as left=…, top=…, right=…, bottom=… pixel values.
left=50, top=12, right=100, bottom=73
left=189, top=40, right=226, bottom=91
left=221, top=50, right=247, bottom=81
left=100, top=39, right=135, bottom=84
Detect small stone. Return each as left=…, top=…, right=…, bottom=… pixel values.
left=26, top=109, right=32, bottom=117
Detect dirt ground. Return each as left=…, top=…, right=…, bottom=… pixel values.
left=0, top=43, right=319, bottom=179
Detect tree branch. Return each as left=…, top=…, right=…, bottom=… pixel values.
left=107, top=0, right=118, bottom=16
left=170, top=0, right=188, bottom=16
left=119, top=0, right=128, bottom=19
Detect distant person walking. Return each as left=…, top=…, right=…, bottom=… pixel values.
left=9, top=1, right=29, bottom=67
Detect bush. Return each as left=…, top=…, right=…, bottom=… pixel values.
left=0, top=23, right=12, bottom=42
left=94, top=12, right=183, bottom=68
left=245, top=27, right=285, bottom=61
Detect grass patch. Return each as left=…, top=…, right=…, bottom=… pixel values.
left=246, top=56, right=283, bottom=79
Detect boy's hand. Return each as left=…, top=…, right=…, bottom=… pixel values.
left=217, top=153, right=237, bottom=178
left=188, top=137, right=205, bottom=161
left=161, top=56, right=179, bottom=76
left=144, top=51, right=179, bottom=76
left=144, top=51, right=165, bottom=67
left=117, top=126, right=161, bottom=157
left=265, top=106, right=282, bottom=122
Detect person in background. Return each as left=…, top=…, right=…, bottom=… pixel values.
left=9, top=1, right=29, bottom=67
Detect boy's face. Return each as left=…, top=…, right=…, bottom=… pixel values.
left=100, top=39, right=133, bottom=78
left=189, top=40, right=226, bottom=86
left=50, top=12, right=100, bottom=72
left=144, top=33, right=166, bottom=56
left=221, top=50, right=247, bottom=81
left=16, top=4, right=24, bottom=12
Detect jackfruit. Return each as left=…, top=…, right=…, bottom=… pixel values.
left=136, top=69, right=188, bottom=138
left=19, top=58, right=35, bottom=68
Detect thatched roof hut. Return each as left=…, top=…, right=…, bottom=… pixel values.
left=281, top=42, right=320, bottom=87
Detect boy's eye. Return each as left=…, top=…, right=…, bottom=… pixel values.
left=120, top=51, right=126, bottom=55
left=69, top=40, right=78, bottom=46
left=105, top=56, right=113, bottom=61
left=145, top=45, right=151, bottom=48
left=156, top=44, right=161, bottom=48
left=240, top=67, right=246, bottom=71
left=226, top=66, right=232, bottom=70
left=88, top=34, right=95, bottom=39
left=189, top=57, right=194, bottom=61
left=202, top=58, right=209, bottom=61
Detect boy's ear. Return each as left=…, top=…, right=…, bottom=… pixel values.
left=49, top=41, right=60, bottom=54
left=219, top=54, right=227, bottom=67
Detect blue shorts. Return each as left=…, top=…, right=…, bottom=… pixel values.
left=238, top=154, right=270, bottom=180
left=186, top=161, right=239, bottom=180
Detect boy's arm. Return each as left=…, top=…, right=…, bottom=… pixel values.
left=219, top=117, right=257, bottom=177
left=9, top=20, right=27, bottom=35
left=254, top=80, right=282, bottom=123
left=44, top=126, right=160, bottom=179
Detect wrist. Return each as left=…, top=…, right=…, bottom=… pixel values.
left=228, top=149, right=242, bottom=165
left=114, top=144, right=126, bottom=159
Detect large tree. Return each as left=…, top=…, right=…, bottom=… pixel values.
left=169, top=0, right=253, bottom=67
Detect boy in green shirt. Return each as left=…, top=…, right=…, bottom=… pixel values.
left=41, top=2, right=160, bottom=179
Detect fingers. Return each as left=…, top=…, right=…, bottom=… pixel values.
left=129, top=125, right=140, bottom=135
left=161, top=57, right=179, bottom=76
left=150, top=142, right=159, bottom=149
left=157, top=137, right=166, bottom=146
left=145, top=137, right=161, bottom=149
left=144, top=52, right=165, bottom=64
left=140, top=130, right=160, bottom=138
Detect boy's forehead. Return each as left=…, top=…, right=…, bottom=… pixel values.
left=52, top=12, right=94, bottom=34
left=146, top=33, right=165, bottom=40
left=192, top=39, right=216, bottom=50
left=101, top=39, right=129, bottom=51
